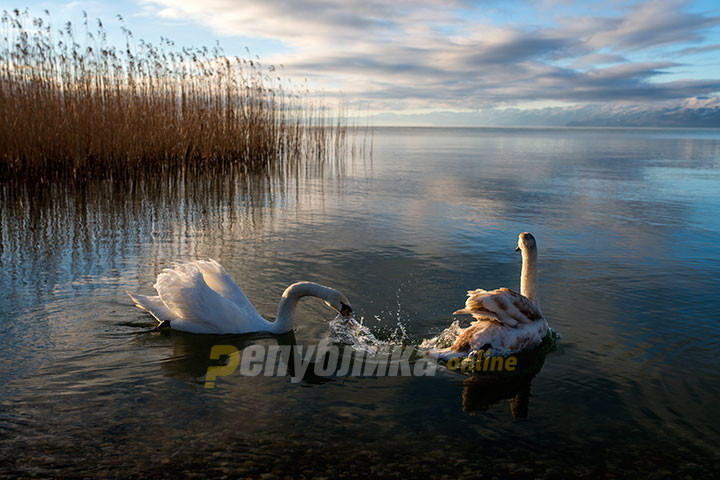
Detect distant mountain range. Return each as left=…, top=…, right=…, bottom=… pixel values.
left=370, top=97, right=720, bottom=128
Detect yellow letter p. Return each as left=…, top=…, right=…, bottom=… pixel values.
left=204, top=345, right=240, bottom=389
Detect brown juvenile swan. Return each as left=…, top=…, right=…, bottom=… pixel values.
left=428, top=232, right=548, bottom=360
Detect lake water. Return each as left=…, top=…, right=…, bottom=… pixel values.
left=2, top=127, right=719, bottom=478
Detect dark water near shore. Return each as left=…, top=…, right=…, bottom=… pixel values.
left=2, top=127, right=720, bottom=478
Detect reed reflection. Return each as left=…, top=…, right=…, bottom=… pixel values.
left=0, top=165, right=346, bottom=300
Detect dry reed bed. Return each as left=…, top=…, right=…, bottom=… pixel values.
left=0, top=9, right=364, bottom=184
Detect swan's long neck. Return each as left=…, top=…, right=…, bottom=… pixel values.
left=272, top=282, right=337, bottom=334
left=520, top=246, right=539, bottom=305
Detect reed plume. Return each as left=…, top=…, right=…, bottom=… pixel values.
left=0, top=9, right=359, bottom=184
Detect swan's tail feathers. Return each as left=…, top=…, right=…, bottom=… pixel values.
left=453, top=308, right=473, bottom=316
left=126, top=291, right=177, bottom=323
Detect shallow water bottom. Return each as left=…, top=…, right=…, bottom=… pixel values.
left=3, top=392, right=714, bottom=479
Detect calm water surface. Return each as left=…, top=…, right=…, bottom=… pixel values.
left=2, top=127, right=720, bottom=478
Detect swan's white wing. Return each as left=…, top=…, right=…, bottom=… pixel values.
left=453, top=288, right=543, bottom=327
left=154, top=264, right=263, bottom=334
left=126, top=292, right=178, bottom=323
left=191, top=259, right=260, bottom=312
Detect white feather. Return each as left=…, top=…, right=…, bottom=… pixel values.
left=127, top=260, right=351, bottom=334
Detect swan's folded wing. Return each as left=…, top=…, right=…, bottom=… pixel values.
left=192, top=259, right=258, bottom=313
left=453, top=288, right=542, bottom=327
left=154, top=264, right=247, bottom=334
left=505, top=289, right=543, bottom=322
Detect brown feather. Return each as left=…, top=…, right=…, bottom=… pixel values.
left=449, top=322, right=486, bottom=352
left=453, top=287, right=542, bottom=327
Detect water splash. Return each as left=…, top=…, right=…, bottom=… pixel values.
left=370, top=313, right=411, bottom=345
left=366, top=284, right=414, bottom=345
left=328, top=316, right=388, bottom=355
left=419, top=320, right=465, bottom=350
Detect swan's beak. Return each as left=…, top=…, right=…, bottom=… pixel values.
left=515, top=246, right=521, bottom=252
left=340, top=303, right=353, bottom=318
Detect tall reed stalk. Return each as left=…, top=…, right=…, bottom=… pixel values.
left=0, top=9, right=359, bottom=184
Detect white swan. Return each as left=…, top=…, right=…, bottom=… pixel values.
left=428, top=232, right=548, bottom=359
left=127, top=259, right=353, bottom=334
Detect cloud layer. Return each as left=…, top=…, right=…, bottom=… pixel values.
left=370, top=96, right=720, bottom=127
left=140, top=0, right=720, bottom=124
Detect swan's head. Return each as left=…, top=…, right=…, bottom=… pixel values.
left=324, top=290, right=353, bottom=319
left=515, top=232, right=537, bottom=253
left=283, top=282, right=353, bottom=318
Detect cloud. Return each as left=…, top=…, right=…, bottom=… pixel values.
left=140, top=0, right=720, bottom=123
left=138, top=0, right=464, bottom=48
left=570, top=53, right=627, bottom=68
left=675, top=43, right=720, bottom=56
left=370, top=97, right=720, bottom=127
left=581, top=0, right=720, bottom=51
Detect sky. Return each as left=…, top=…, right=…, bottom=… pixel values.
left=7, top=0, right=720, bottom=126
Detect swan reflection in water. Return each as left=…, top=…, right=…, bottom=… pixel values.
left=452, top=333, right=557, bottom=418
left=135, top=321, right=556, bottom=418
left=141, top=328, right=346, bottom=385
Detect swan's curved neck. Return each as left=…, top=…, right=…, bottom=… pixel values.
left=520, top=246, right=539, bottom=305
left=271, top=282, right=337, bottom=333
